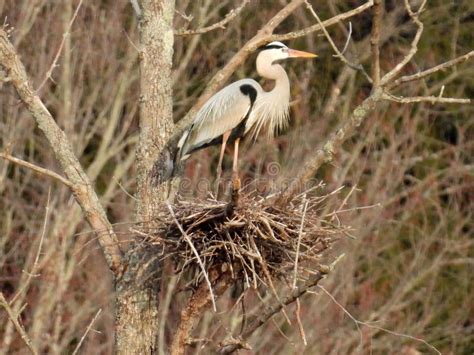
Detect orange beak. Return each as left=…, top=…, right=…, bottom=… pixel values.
left=288, top=48, right=318, bottom=58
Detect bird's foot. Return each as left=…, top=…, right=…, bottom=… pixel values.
left=231, top=172, right=241, bottom=192
left=225, top=172, right=241, bottom=215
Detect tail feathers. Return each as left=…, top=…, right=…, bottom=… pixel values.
left=176, top=128, right=191, bottom=161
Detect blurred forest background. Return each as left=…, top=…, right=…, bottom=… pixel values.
left=0, top=0, right=473, bottom=354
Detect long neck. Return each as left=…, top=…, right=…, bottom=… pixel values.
left=257, top=55, right=289, bottom=84
left=247, top=56, right=291, bottom=138
left=256, top=57, right=290, bottom=102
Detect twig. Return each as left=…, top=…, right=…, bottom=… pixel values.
left=295, top=298, right=307, bottom=346
left=270, top=1, right=374, bottom=43
left=0, top=293, right=37, bottom=355
left=10, top=189, right=51, bottom=304
left=370, top=0, right=382, bottom=87
left=171, top=271, right=232, bottom=355
left=36, top=0, right=84, bottom=91
left=219, top=270, right=327, bottom=353
left=383, top=92, right=471, bottom=104
left=389, top=50, right=474, bottom=88
left=339, top=22, right=352, bottom=56
left=72, top=309, right=102, bottom=355
left=380, top=0, right=426, bottom=86
left=166, top=202, right=217, bottom=312
left=176, top=0, right=251, bottom=36
left=317, top=286, right=442, bottom=355
left=0, top=152, right=73, bottom=188
left=0, top=28, right=123, bottom=275
left=277, top=89, right=383, bottom=204
left=293, top=200, right=308, bottom=289
left=304, top=0, right=372, bottom=83
left=112, top=175, right=138, bottom=201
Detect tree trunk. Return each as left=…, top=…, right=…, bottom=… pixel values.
left=115, top=249, right=161, bottom=354
left=115, top=0, right=175, bottom=353
left=136, top=0, right=175, bottom=218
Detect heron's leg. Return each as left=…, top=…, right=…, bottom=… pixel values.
left=216, top=131, right=230, bottom=178
left=231, top=138, right=241, bottom=193
left=232, top=138, right=240, bottom=175
left=214, top=131, right=230, bottom=196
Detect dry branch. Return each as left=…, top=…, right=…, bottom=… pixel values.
left=0, top=29, right=123, bottom=275
left=370, top=0, right=382, bottom=87
left=389, top=50, right=474, bottom=88
left=383, top=93, right=471, bottom=105
left=276, top=0, right=473, bottom=202
left=277, top=89, right=383, bottom=203
left=170, top=271, right=233, bottom=355
left=175, top=0, right=251, bottom=36
left=36, top=0, right=84, bottom=91
left=304, top=1, right=372, bottom=83
left=72, top=309, right=102, bottom=355
left=0, top=152, right=73, bottom=187
left=219, top=269, right=327, bottom=354
left=380, top=0, right=426, bottom=86
left=270, top=1, right=374, bottom=43
left=0, top=293, right=37, bottom=355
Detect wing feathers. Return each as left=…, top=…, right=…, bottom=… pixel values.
left=179, top=79, right=260, bottom=157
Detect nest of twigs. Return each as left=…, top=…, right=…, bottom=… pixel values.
left=138, top=191, right=348, bottom=291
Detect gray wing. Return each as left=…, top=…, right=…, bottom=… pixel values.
left=178, top=79, right=260, bottom=159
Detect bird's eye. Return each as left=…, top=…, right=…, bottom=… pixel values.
left=282, top=48, right=288, bottom=53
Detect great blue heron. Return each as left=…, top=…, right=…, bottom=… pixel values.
left=177, top=41, right=317, bottom=180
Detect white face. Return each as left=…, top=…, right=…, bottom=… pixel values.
left=261, top=41, right=290, bottom=62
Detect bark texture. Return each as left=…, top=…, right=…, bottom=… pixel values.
left=115, top=249, right=161, bottom=355
left=115, top=0, right=175, bottom=353
left=136, top=0, right=175, bottom=219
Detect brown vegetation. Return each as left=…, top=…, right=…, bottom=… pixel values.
left=0, top=0, right=473, bottom=354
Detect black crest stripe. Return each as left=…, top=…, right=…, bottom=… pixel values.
left=258, top=44, right=286, bottom=51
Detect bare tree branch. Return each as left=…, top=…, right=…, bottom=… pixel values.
left=0, top=292, right=38, bottom=355
left=167, top=202, right=217, bottom=311
left=277, top=89, right=383, bottom=204
left=277, top=0, right=473, bottom=202
left=389, top=50, right=474, bottom=88
left=0, top=152, right=73, bottom=187
left=304, top=0, right=372, bottom=83
left=383, top=93, right=471, bottom=104
left=71, top=309, right=102, bottom=355
left=171, top=271, right=233, bottom=355
left=219, top=270, right=327, bottom=354
left=370, top=0, right=382, bottom=87
left=0, top=29, right=123, bottom=275
left=176, top=0, right=251, bottom=36
left=380, top=0, right=426, bottom=86
left=270, top=0, right=374, bottom=42
left=10, top=189, right=51, bottom=304
left=36, top=0, right=84, bottom=91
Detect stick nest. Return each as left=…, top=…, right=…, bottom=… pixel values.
left=139, top=193, right=347, bottom=289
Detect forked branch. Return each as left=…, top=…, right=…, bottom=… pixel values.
left=219, top=270, right=327, bottom=354
left=175, top=0, right=252, bottom=36
left=0, top=29, right=123, bottom=275
left=278, top=0, right=473, bottom=202
left=170, top=271, right=233, bottom=355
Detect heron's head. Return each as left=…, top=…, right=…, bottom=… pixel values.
left=257, top=41, right=317, bottom=65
